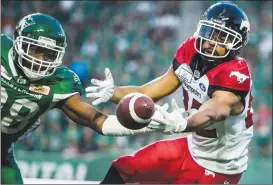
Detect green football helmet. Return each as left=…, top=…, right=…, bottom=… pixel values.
left=13, top=13, right=67, bottom=80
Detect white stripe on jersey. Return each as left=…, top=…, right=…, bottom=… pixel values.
left=53, top=92, right=79, bottom=102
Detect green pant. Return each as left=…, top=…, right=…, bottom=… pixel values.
left=1, top=134, right=24, bottom=184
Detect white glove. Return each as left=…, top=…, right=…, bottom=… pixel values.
left=147, top=103, right=170, bottom=131
left=85, top=68, right=114, bottom=105
left=149, top=98, right=188, bottom=135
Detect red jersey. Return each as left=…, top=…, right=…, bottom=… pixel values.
left=173, top=37, right=254, bottom=174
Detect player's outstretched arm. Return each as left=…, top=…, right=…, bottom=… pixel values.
left=153, top=91, right=242, bottom=134
left=184, top=90, right=242, bottom=132
left=61, top=94, right=107, bottom=134
left=60, top=94, right=174, bottom=136
left=85, top=66, right=181, bottom=105
left=112, top=66, right=181, bottom=103
left=182, top=91, right=241, bottom=132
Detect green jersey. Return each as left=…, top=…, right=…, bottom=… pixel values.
left=1, top=34, right=83, bottom=142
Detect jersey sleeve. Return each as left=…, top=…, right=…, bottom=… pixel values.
left=1, top=34, right=14, bottom=66
left=51, top=67, right=83, bottom=103
left=1, top=34, right=13, bottom=50
left=208, top=59, right=251, bottom=98
left=61, top=69, right=83, bottom=94
left=173, top=37, right=196, bottom=71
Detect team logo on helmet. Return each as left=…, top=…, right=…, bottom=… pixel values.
left=240, top=19, right=250, bottom=31
left=218, top=8, right=226, bottom=19
left=16, top=16, right=36, bottom=35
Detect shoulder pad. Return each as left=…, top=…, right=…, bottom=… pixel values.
left=209, top=59, right=251, bottom=91
left=41, top=66, right=83, bottom=95
left=174, top=37, right=196, bottom=65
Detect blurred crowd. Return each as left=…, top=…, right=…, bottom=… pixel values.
left=1, top=1, right=272, bottom=157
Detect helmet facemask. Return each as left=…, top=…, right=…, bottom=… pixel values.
left=194, top=20, right=244, bottom=59
left=14, top=36, right=65, bottom=81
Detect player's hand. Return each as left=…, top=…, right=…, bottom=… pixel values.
left=85, top=68, right=114, bottom=105
left=149, top=98, right=188, bottom=135
left=147, top=103, right=169, bottom=131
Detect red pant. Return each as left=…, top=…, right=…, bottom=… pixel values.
left=112, top=138, right=242, bottom=184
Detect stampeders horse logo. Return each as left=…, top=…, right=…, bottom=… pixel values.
left=229, top=71, right=249, bottom=84
left=204, top=169, right=215, bottom=178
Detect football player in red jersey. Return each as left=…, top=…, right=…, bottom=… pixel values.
left=86, top=2, right=253, bottom=184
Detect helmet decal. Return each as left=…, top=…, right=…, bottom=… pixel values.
left=16, top=16, right=36, bottom=36
left=218, top=8, right=226, bottom=19
left=240, top=19, right=250, bottom=32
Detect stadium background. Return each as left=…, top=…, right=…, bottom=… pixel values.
left=1, top=1, right=272, bottom=184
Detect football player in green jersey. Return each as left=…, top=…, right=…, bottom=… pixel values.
left=1, top=13, right=186, bottom=184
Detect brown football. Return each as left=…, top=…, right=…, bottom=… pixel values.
left=116, top=93, right=155, bottom=130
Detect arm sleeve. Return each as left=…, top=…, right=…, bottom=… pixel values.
left=53, top=69, right=83, bottom=103
left=60, top=71, right=83, bottom=95
left=208, top=62, right=251, bottom=99
left=172, top=37, right=196, bottom=72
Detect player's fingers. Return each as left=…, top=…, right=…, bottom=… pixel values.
left=86, top=92, right=101, bottom=99
left=147, top=121, right=166, bottom=130
left=171, top=98, right=179, bottom=110
left=85, top=86, right=101, bottom=93
left=151, top=117, right=169, bottom=126
left=162, top=103, right=169, bottom=111
left=104, top=91, right=114, bottom=99
left=91, top=79, right=103, bottom=86
left=92, top=98, right=102, bottom=105
left=104, top=68, right=113, bottom=81
left=147, top=120, right=160, bottom=127
left=171, top=98, right=185, bottom=113
left=155, top=104, right=169, bottom=119
left=153, top=109, right=163, bottom=118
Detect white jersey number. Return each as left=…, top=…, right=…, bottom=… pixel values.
left=1, top=86, right=40, bottom=134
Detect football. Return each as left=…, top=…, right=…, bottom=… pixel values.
left=116, top=93, right=155, bottom=130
